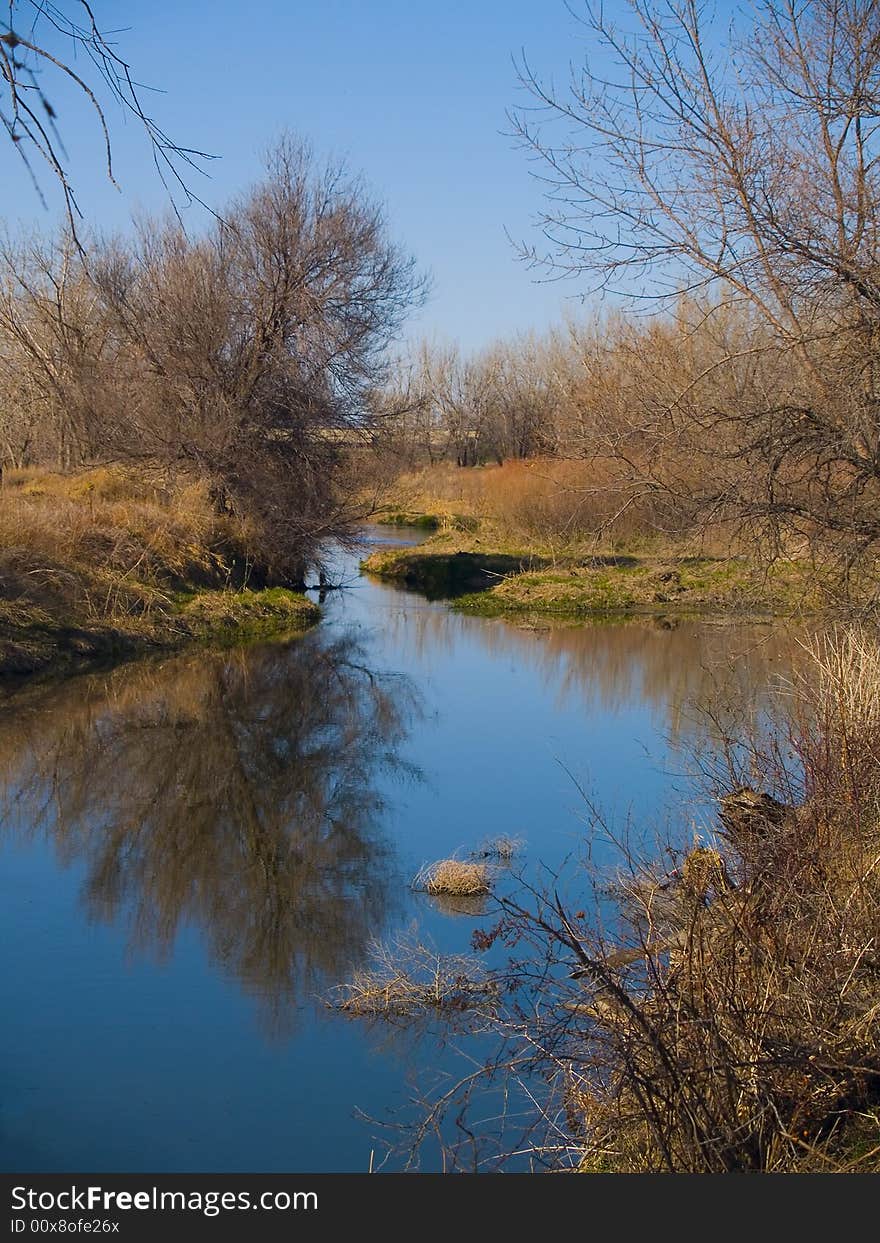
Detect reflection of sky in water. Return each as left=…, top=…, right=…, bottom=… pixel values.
left=0, top=527, right=799, bottom=1171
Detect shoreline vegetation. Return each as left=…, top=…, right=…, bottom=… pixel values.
left=361, top=467, right=835, bottom=619
left=336, top=630, right=880, bottom=1172
left=0, top=138, right=423, bottom=686
left=0, top=465, right=319, bottom=683
left=363, top=533, right=823, bottom=619
left=4, top=0, right=880, bottom=1175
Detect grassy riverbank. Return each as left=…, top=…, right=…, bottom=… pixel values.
left=362, top=531, right=825, bottom=617
left=0, top=467, right=319, bottom=681
left=365, top=463, right=843, bottom=617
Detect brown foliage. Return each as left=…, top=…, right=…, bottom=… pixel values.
left=0, top=465, right=241, bottom=621
left=407, top=629, right=880, bottom=1172
left=512, top=0, right=880, bottom=574
left=0, top=137, right=424, bottom=581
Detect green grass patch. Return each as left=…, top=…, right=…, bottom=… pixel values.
left=0, top=588, right=319, bottom=682
left=175, top=587, right=319, bottom=641
left=373, top=509, right=480, bottom=533
left=454, top=556, right=824, bottom=617
left=366, top=533, right=827, bottom=618
left=374, top=510, right=442, bottom=530
left=362, top=547, right=546, bottom=600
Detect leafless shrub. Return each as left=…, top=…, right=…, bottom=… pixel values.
left=387, top=628, right=880, bottom=1172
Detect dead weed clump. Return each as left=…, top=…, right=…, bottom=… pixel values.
left=473, top=835, right=523, bottom=863
left=332, top=935, right=497, bottom=1020
left=413, top=857, right=492, bottom=897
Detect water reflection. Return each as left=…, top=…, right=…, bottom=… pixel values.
left=1, top=533, right=815, bottom=1170
left=367, top=596, right=803, bottom=741
left=0, top=631, right=419, bottom=1033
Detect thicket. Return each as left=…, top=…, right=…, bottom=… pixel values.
left=0, top=137, right=423, bottom=588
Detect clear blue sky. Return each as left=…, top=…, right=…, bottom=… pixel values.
left=2, top=0, right=614, bottom=351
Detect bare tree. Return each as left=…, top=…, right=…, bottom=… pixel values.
left=0, top=2, right=209, bottom=233
left=515, top=0, right=880, bottom=573
left=92, top=138, right=424, bottom=578
left=0, top=231, right=117, bottom=468
left=0, top=138, right=425, bottom=580
left=434, top=346, right=502, bottom=466
left=482, top=335, right=561, bottom=460
left=397, top=339, right=561, bottom=469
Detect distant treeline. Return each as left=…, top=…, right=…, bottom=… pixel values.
left=381, top=290, right=880, bottom=578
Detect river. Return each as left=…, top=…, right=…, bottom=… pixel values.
left=0, top=526, right=795, bottom=1171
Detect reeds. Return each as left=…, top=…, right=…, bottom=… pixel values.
left=380, top=458, right=702, bottom=550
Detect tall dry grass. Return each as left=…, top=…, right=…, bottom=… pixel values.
left=384, top=458, right=708, bottom=551
left=0, top=466, right=252, bottom=622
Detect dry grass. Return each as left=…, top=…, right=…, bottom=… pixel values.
left=548, top=627, right=880, bottom=1171
left=0, top=465, right=317, bottom=677
left=413, top=857, right=492, bottom=897
left=380, top=459, right=710, bottom=552
left=0, top=465, right=245, bottom=622
left=799, top=626, right=880, bottom=733
left=331, top=934, right=496, bottom=1020
left=474, top=835, right=524, bottom=862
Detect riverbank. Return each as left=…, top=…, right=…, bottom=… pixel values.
left=0, top=466, right=319, bottom=682
left=559, top=629, right=880, bottom=1172
left=362, top=529, right=825, bottom=617
left=0, top=587, right=320, bottom=682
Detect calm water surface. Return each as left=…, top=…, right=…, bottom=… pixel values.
left=0, top=528, right=795, bottom=1171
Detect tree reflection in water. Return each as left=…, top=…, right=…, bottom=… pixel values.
left=372, top=602, right=807, bottom=743
left=0, top=632, right=419, bottom=1033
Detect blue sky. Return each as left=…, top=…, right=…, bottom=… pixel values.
left=2, top=0, right=616, bottom=351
